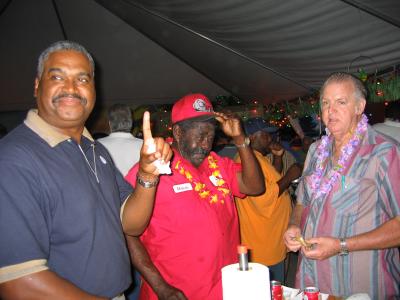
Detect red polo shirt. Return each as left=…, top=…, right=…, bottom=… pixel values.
left=126, top=150, right=244, bottom=300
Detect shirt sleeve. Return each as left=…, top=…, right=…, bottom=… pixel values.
left=115, top=165, right=134, bottom=205
left=0, top=160, right=50, bottom=282
left=119, top=163, right=139, bottom=219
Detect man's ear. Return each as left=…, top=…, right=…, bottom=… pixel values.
left=34, top=78, right=39, bottom=98
left=172, top=125, right=181, bottom=143
left=248, top=133, right=256, bottom=143
left=356, top=99, right=366, bottom=115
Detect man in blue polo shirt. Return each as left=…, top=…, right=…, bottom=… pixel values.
left=0, top=41, right=172, bottom=300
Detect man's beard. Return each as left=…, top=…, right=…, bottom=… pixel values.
left=179, top=143, right=210, bottom=167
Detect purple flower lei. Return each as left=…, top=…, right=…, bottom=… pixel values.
left=310, top=114, right=368, bottom=198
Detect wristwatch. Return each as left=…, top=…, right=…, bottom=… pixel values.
left=136, top=173, right=159, bottom=188
left=338, top=238, right=349, bottom=256
left=235, top=136, right=250, bottom=148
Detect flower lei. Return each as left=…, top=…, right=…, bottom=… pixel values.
left=174, top=155, right=230, bottom=204
left=310, top=114, right=368, bottom=198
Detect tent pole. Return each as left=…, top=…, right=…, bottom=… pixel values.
left=0, top=0, right=13, bottom=19
left=52, top=0, right=68, bottom=40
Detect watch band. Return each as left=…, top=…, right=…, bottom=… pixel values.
left=136, top=173, right=159, bottom=188
left=235, top=136, right=250, bottom=148
left=339, top=238, right=349, bottom=256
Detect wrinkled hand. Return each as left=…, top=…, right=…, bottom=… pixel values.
left=139, top=111, right=173, bottom=176
left=302, top=236, right=340, bottom=260
left=214, top=112, right=244, bottom=139
left=269, top=142, right=284, bottom=156
left=283, top=224, right=303, bottom=252
left=156, top=282, right=187, bottom=300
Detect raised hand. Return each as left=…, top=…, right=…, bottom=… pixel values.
left=139, top=111, right=173, bottom=176
left=214, top=112, right=244, bottom=139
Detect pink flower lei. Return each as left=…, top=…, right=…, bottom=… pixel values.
left=310, top=114, right=368, bottom=198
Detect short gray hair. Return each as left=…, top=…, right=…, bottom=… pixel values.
left=108, top=104, right=133, bottom=133
left=37, top=40, right=95, bottom=78
left=320, top=72, right=367, bottom=102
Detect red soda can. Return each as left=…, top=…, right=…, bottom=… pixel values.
left=303, top=287, right=320, bottom=300
left=271, top=280, right=283, bottom=300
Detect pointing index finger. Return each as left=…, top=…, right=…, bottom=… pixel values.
left=142, top=111, right=153, bottom=144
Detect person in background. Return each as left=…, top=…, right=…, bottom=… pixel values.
left=97, top=104, right=144, bottom=300
left=284, top=72, right=400, bottom=299
left=373, top=100, right=400, bottom=142
left=125, top=93, right=264, bottom=300
left=213, top=127, right=237, bottom=159
left=255, top=119, right=297, bottom=203
left=279, top=129, right=303, bottom=163
left=98, top=104, right=143, bottom=176
left=235, top=118, right=302, bottom=283
left=295, top=135, right=314, bottom=166
left=0, top=40, right=172, bottom=300
left=261, top=122, right=297, bottom=176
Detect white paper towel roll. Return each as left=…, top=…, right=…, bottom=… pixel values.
left=221, top=262, right=271, bottom=300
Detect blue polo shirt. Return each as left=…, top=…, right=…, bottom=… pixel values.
left=0, top=110, right=133, bottom=298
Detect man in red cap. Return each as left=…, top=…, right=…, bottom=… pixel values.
left=125, top=93, right=264, bottom=300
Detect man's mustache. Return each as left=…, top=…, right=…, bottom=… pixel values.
left=52, top=93, right=87, bottom=105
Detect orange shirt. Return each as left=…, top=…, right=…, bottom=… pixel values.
left=235, top=151, right=292, bottom=266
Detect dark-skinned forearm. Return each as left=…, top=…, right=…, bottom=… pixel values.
left=0, top=270, right=106, bottom=300
left=277, top=174, right=293, bottom=196
left=236, top=145, right=265, bottom=195
left=288, top=204, right=304, bottom=227
left=272, top=154, right=283, bottom=174
left=277, top=164, right=301, bottom=196
left=125, top=235, right=167, bottom=294
left=122, top=182, right=158, bottom=236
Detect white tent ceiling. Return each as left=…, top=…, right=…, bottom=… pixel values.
left=1, top=0, right=400, bottom=112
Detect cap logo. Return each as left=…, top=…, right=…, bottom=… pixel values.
left=193, top=99, right=212, bottom=112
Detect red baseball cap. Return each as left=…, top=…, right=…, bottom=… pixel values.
left=171, top=93, right=215, bottom=124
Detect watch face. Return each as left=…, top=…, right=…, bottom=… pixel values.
left=235, top=137, right=250, bottom=148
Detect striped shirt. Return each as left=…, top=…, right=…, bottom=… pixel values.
left=296, top=126, right=400, bottom=299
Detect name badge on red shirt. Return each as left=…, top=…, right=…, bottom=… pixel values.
left=209, top=175, right=219, bottom=186
left=173, top=183, right=193, bottom=193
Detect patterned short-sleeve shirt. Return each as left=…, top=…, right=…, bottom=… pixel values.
left=296, top=126, right=400, bottom=299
